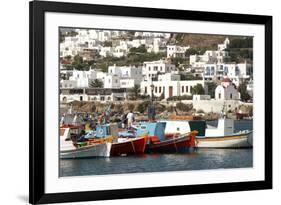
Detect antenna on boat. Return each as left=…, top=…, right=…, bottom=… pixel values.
left=148, top=83, right=156, bottom=121
left=68, top=103, right=73, bottom=114
left=221, top=102, right=227, bottom=119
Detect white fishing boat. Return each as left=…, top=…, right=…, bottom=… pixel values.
left=60, top=127, right=112, bottom=159
left=162, top=117, right=253, bottom=148
left=195, top=118, right=253, bottom=148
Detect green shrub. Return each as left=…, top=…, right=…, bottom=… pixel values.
left=136, top=101, right=150, bottom=113
left=176, top=102, right=193, bottom=112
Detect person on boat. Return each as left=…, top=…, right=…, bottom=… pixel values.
left=121, top=113, right=128, bottom=129
left=98, top=113, right=105, bottom=124
left=127, top=110, right=135, bottom=129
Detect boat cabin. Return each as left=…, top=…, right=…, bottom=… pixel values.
left=96, top=124, right=118, bottom=138
left=136, top=122, right=166, bottom=142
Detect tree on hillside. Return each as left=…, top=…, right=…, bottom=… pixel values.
left=238, top=82, right=251, bottom=102
left=185, top=48, right=199, bottom=56
left=228, top=37, right=253, bottom=49
left=89, top=79, right=104, bottom=88
left=171, top=57, right=184, bottom=67
left=191, top=84, right=205, bottom=95
left=206, top=82, right=217, bottom=98
left=129, top=45, right=147, bottom=53
left=103, top=41, right=112, bottom=47
left=129, top=85, right=140, bottom=100
left=71, top=54, right=90, bottom=70
left=65, top=55, right=72, bottom=61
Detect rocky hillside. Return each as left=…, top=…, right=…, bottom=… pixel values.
left=171, top=33, right=247, bottom=49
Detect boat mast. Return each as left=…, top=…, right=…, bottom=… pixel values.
left=221, top=102, right=227, bottom=119
left=148, top=83, right=156, bottom=121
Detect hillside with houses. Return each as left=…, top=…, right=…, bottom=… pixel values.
left=59, top=28, right=253, bottom=118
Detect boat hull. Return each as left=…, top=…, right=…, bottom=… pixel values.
left=146, top=134, right=195, bottom=153
left=196, top=132, right=253, bottom=148
left=111, top=136, right=147, bottom=156
left=60, top=142, right=112, bottom=159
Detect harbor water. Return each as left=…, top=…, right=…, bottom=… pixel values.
left=60, top=120, right=253, bottom=177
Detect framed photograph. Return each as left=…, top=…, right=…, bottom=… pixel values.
left=29, top=0, right=272, bottom=204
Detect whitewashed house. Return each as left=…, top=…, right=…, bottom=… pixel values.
left=104, top=75, right=120, bottom=89
left=167, top=45, right=190, bottom=58
left=140, top=73, right=205, bottom=99
left=60, top=88, right=127, bottom=103
left=193, top=95, right=211, bottom=101
left=142, top=60, right=177, bottom=81
left=218, top=37, right=230, bottom=51
left=215, top=78, right=240, bottom=100
left=108, top=65, right=143, bottom=87
left=203, top=62, right=253, bottom=86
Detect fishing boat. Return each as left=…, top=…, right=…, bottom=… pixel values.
left=195, top=118, right=253, bottom=148
left=60, top=126, right=112, bottom=159
left=95, top=124, right=148, bottom=156
left=162, top=118, right=253, bottom=148
left=136, top=121, right=197, bottom=153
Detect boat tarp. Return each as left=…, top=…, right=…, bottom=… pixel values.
left=189, top=120, right=206, bottom=136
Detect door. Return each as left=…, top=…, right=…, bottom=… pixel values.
left=169, top=86, right=173, bottom=97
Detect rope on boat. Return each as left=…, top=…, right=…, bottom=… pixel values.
left=130, top=140, right=136, bottom=153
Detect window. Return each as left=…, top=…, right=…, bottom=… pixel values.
left=219, top=93, right=221, bottom=99
left=182, top=86, right=184, bottom=93
left=148, top=66, right=151, bottom=71
left=159, top=87, right=162, bottom=93
left=230, top=93, right=233, bottom=99
left=144, top=87, right=147, bottom=94
left=186, top=86, right=188, bottom=92
left=211, top=66, right=215, bottom=75
left=155, top=87, right=158, bottom=93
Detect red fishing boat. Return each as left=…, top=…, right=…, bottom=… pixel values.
left=146, top=131, right=197, bottom=153
left=111, top=135, right=148, bottom=156
left=136, top=121, right=198, bottom=153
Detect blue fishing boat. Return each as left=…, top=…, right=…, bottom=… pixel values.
left=136, top=121, right=197, bottom=153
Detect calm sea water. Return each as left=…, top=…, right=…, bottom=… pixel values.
left=60, top=120, right=253, bottom=177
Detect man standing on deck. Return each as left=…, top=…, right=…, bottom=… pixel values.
left=127, top=110, right=134, bottom=128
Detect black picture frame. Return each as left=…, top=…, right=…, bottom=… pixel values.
left=29, top=0, right=272, bottom=204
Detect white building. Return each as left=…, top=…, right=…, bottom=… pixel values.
left=167, top=45, right=190, bottom=58
left=218, top=37, right=230, bottom=51
left=215, top=78, right=240, bottom=100
left=190, top=49, right=229, bottom=66
left=189, top=38, right=230, bottom=67
left=193, top=95, right=211, bottom=101
left=104, top=75, right=120, bottom=89
left=63, top=70, right=93, bottom=88
left=142, top=60, right=177, bottom=81
left=140, top=73, right=205, bottom=99
left=60, top=69, right=108, bottom=88
left=204, top=62, right=252, bottom=86
left=120, top=78, right=138, bottom=88
left=60, top=88, right=127, bottom=102
left=108, top=65, right=143, bottom=86
left=108, top=65, right=142, bottom=80
left=247, top=80, right=253, bottom=97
